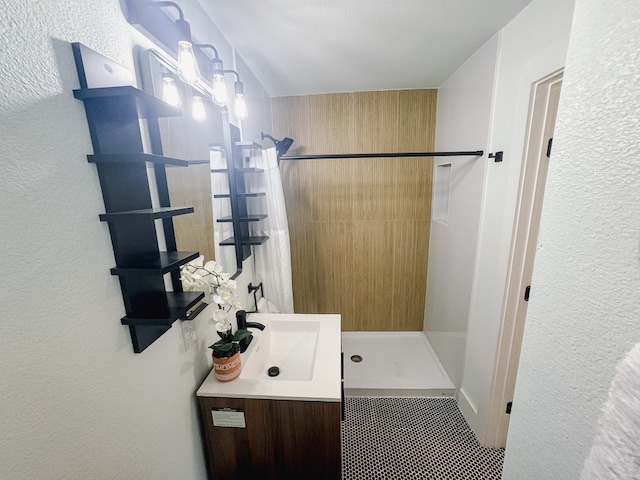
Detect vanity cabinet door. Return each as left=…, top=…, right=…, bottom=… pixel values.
left=198, top=396, right=341, bottom=480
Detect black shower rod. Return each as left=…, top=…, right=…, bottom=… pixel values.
left=279, top=150, right=484, bottom=161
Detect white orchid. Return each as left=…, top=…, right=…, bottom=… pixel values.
left=181, top=257, right=250, bottom=359
left=209, top=307, right=252, bottom=358
left=204, top=260, right=223, bottom=274
left=212, top=309, right=232, bottom=333
left=213, top=285, right=234, bottom=306
left=180, top=255, right=240, bottom=309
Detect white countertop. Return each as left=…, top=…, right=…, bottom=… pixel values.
left=196, top=313, right=342, bottom=402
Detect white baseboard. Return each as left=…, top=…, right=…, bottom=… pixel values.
left=457, top=388, right=481, bottom=439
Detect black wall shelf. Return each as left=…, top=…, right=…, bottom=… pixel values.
left=211, top=134, right=270, bottom=274
left=219, top=236, right=269, bottom=246
left=73, top=85, right=180, bottom=118
left=213, top=192, right=266, bottom=199
left=216, top=214, right=267, bottom=223
left=88, top=153, right=189, bottom=166
left=99, top=207, right=194, bottom=221
left=120, top=291, right=204, bottom=325
left=211, top=167, right=264, bottom=174
left=109, top=251, right=200, bottom=276
left=72, top=42, right=203, bottom=353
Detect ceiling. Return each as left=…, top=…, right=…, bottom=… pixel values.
left=197, top=0, right=533, bottom=97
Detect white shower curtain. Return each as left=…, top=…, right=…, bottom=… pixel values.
left=249, top=148, right=294, bottom=313
left=210, top=147, right=294, bottom=313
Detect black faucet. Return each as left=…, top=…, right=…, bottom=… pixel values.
left=236, top=310, right=265, bottom=353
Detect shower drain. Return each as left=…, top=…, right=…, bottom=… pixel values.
left=350, top=354, right=363, bottom=363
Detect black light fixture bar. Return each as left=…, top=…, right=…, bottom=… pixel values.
left=148, top=49, right=208, bottom=98
left=195, top=43, right=220, bottom=59
left=125, top=0, right=186, bottom=55
left=223, top=69, right=240, bottom=82
left=195, top=43, right=225, bottom=75
left=153, top=1, right=190, bottom=42
left=279, top=150, right=485, bottom=161
left=223, top=69, right=248, bottom=119
left=124, top=0, right=214, bottom=83
left=223, top=69, right=245, bottom=96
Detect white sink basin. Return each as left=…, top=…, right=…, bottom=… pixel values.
left=241, top=320, right=321, bottom=381
left=197, top=313, right=341, bottom=402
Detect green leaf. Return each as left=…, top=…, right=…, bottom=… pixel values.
left=233, top=330, right=253, bottom=342
left=209, top=339, right=229, bottom=351
left=217, top=330, right=233, bottom=343
left=216, top=342, right=233, bottom=352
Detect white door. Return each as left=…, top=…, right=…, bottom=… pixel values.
left=486, top=70, right=563, bottom=447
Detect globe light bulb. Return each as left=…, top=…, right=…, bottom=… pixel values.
left=191, top=95, right=206, bottom=122
left=177, top=41, right=200, bottom=84
left=162, top=76, right=181, bottom=107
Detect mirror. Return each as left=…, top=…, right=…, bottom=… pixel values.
left=137, top=47, right=272, bottom=322
left=137, top=48, right=231, bottom=272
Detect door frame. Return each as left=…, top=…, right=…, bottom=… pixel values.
left=485, top=69, right=564, bottom=447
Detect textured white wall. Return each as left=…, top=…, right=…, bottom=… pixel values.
left=0, top=0, right=262, bottom=478
left=459, top=0, right=575, bottom=441
left=502, top=0, right=640, bottom=477
left=425, top=35, right=499, bottom=388
left=236, top=54, right=273, bottom=145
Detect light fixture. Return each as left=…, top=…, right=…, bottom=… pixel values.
left=211, top=59, right=229, bottom=106
left=177, top=41, right=200, bottom=84
left=233, top=81, right=248, bottom=120
left=161, top=73, right=181, bottom=107
left=152, top=1, right=200, bottom=84
left=224, top=69, right=248, bottom=120
left=194, top=43, right=228, bottom=106
left=191, top=95, right=206, bottom=122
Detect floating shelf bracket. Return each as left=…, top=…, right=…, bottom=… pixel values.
left=489, top=151, right=504, bottom=162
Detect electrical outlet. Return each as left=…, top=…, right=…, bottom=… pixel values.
left=181, top=321, right=197, bottom=350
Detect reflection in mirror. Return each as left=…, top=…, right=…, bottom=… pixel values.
left=138, top=48, right=224, bottom=265
left=136, top=47, right=293, bottom=316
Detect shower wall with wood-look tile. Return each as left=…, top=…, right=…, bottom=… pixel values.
left=161, top=114, right=224, bottom=263
left=271, top=90, right=437, bottom=331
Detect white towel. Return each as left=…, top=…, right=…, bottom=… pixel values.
left=256, top=297, right=280, bottom=314
left=580, top=342, right=640, bottom=479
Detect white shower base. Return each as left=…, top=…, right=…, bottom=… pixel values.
left=342, top=332, right=455, bottom=397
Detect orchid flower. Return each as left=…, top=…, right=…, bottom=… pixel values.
left=179, top=256, right=241, bottom=309
left=212, top=309, right=231, bottom=333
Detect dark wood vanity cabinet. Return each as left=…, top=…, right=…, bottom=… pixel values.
left=197, top=396, right=341, bottom=479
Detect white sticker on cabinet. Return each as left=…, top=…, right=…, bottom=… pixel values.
left=211, top=408, right=246, bottom=428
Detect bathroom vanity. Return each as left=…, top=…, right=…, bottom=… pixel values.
left=196, top=313, right=342, bottom=480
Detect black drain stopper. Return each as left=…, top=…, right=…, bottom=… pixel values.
left=267, top=366, right=280, bottom=377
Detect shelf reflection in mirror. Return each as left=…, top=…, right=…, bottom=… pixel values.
left=137, top=48, right=232, bottom=275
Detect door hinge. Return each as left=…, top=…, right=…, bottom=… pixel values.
left=506, top=401, right=512, bottom=414
left=524, top=285, right=531, bottom=302
left=546, top=138, right=553, bottom=157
